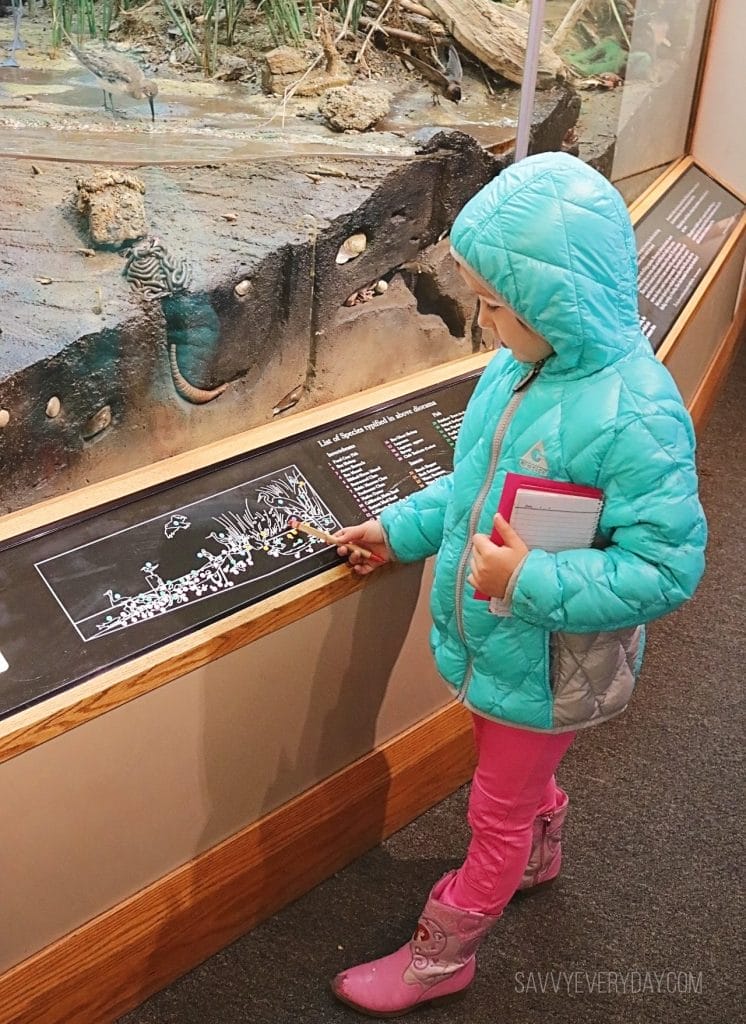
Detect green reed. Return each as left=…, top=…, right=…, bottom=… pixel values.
left=161, top=0, right=202, bottom=62
left=50, top=0, right=134, bottom=45
left=261, top=0, right=315, bottom=47
left=337, top=0, right=364, bottom=34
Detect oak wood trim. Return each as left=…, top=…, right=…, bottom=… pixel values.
left=689, top=291, right=746, bottom=433
left=627, top=156, right=692, bottom=223
left=0, top=700, right=475, bottom=1024
left=685, top=0, right=720, bottom=155
left=688, top=154, right=746, bottom=204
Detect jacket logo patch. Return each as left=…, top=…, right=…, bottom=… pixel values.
left=519, top=441, right=549, bottom=476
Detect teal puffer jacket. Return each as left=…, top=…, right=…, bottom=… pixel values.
left=379, top=153, right=707, bottom=732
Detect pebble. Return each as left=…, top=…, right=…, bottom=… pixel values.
left=0, top=410, right=9, bottom=428
left=45, top=396, right=61, bottom=418
left=234, top=279, right=251, bottom=297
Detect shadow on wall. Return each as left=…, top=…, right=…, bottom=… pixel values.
left=136, top=560, right=429, bottom=997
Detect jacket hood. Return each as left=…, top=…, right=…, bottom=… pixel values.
left=450, top=152, right=647, bottom=374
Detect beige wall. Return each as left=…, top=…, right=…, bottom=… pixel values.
left=0, top=560, right=449, bottom=973
left=692, top=0, right=746, bottom=196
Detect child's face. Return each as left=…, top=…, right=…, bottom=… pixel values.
left=457, top=262, right=554, bottom=364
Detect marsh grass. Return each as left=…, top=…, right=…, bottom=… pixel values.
left=260, top=0, right=317, bottom=47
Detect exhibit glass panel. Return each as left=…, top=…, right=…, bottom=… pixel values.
left=0, top=1, right=713, bottom=516
left=542, top=0, right=713, bottom=199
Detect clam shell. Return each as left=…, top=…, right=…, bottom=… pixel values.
left=83, top=405, right=112, bottom=439
left=336, top=233, right=367, bottom=265
left=46, top=396, right=61, bottom=418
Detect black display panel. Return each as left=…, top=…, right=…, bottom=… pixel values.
left=0, top=372, right=478, bottom=720
left=634, top=163, right=744, bottom=351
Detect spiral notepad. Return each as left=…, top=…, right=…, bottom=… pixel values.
left=473, top=472, right=604, bottom=613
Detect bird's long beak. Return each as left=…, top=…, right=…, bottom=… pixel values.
left=149, top=95, right=155, bottom=122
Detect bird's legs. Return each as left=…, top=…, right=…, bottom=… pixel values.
left=11, top=0, right=24, bottom=50
left=102, top=90, right=119, bottom=118
left=1, top=0, right=22, bottom=65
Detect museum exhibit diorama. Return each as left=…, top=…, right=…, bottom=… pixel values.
left=0, top=1, right=743, bottom=1020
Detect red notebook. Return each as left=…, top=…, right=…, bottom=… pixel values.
left=474, top=472, right=605, bottom=604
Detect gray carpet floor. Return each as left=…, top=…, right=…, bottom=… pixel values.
left=119, top=340, right=745, bottom=1024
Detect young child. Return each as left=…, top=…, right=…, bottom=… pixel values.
left=330, top=152, right=707, bottom=1018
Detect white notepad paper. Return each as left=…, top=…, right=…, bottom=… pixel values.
left=489, top=487, right=604, bottom=616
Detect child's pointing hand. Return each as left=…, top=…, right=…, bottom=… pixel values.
left=468, top=514, right=529, bottom=599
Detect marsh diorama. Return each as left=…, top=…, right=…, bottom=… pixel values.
left=0, top=1, right=700, bottom=512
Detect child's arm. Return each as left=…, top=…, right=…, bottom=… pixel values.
left=506, top=412, right=707, bottom=633
left=378, top=472, right=454, bottom=562
left=376, top=351, right=512, bottom=564
left=334, top=520, right=390, bottom=575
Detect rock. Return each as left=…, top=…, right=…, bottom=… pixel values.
left=215, top=54, right=250, bottom=82
left=319, top=85, right=392, bottom=132
left=75, top=170, right=148, bottom=250
left=264, top=46, right=316, bottom=77
left=262, top=45, right=319, bottom=94
left=262, top=44, right=351, bottom=97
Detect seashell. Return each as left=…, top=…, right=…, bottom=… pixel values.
left=46, top=396, right=61, bottom=418
left=374, top=279, right=388, bottom=294
left=0, top=409, right=9, bottom=428
left=82, top=405, right=112, bottom=439
left=336, top=233, right=367, bottom=265
left=234, top=279, right=252, bottom=297
left=343, top=292, right=358, bottom=307
left=272, top=383, right=305, bottom=416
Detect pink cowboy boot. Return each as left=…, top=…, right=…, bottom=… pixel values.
left=331, top=871, right=499, bottom=1018
left=517, top=788, right=569, bottom=892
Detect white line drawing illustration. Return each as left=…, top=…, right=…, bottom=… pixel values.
left=164, top=514, right=190, bottom=539
left=35, top=466, right=341, bottom=642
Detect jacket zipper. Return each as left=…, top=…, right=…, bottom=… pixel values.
left=455, top=359, right=546, bottom=704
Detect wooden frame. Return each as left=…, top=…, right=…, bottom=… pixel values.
left=685, top=0, right=721, bottom=154
left=628, top=155, right=746, bottom=370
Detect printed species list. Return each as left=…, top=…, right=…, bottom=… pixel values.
left=315, top=395, right=459, bottom=518
left=325, top=442, right=402, bottom=517
left=634, top=164, right=743, bottom=349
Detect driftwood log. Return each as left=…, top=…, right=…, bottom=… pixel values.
left=418, top=0, right=567, bottom=88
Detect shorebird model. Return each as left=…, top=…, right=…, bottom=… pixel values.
left=66, top=33, right=157, bottom=121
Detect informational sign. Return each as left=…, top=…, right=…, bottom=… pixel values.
left=634, top=163, right=744, bottom=351
left=0, top=372, right=478, bottom=719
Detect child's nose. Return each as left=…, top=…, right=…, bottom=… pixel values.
left=477, top=300, right=493, bottom=330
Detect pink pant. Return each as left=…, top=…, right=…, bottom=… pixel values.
left=441, top=714, right=576, bottom=916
